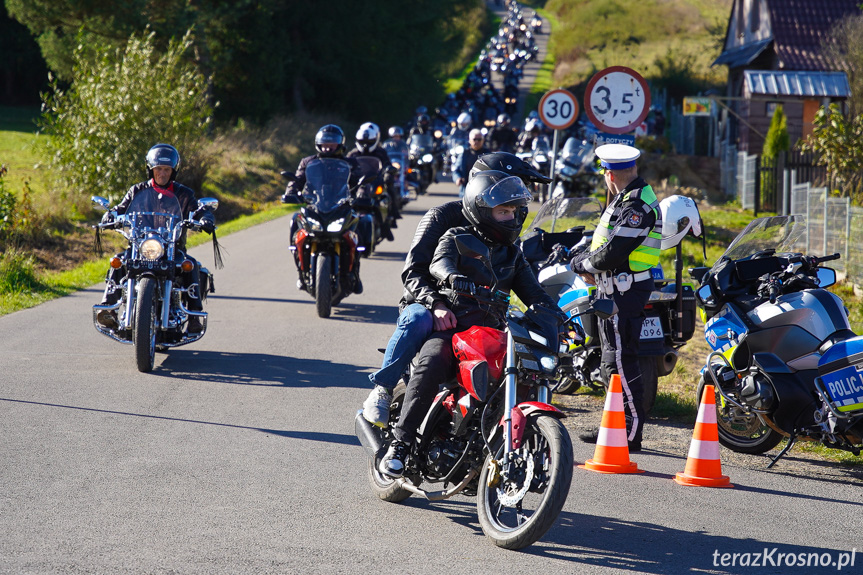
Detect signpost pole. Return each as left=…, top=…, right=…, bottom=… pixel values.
left=548, top=128, right=560, bottom=199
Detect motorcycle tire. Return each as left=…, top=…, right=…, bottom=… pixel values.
left=133, top=277, right=157, bottom=373
left=315, top=253, right=333, bottom=318
left=367, top=382, right=413, bottom=503
left=477, top=415, right=573, bottom=550
left=696, top=376, right=783, bottom=454
left=640, top=357, right=658, bottom=414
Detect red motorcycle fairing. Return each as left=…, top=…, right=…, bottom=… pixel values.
left=507, top=402, right=565, bottom=450
left=294, top=229, right=309, bottom=270
left=453, top=326, right=507, bottom=381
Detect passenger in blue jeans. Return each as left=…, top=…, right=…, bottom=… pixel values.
left=361, top=152, right=551, bottom=428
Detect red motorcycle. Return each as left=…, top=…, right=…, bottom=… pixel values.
left=355, top=234, right=615, bottom=549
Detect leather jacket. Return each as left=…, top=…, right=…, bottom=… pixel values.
left=430, top=226, right=558, bottom=329
left=400, top=201, right=468, bottom=311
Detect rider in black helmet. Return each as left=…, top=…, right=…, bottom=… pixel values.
left=96, top=144, right=214, bottom=332
left=378, top=170, right=559, bottom=478
left=361, top=152, right=550, bottom=428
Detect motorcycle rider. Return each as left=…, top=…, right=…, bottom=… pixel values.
left=361, top=152, right=551, bottom=428
left=383, top=126, right=408, bottom=153
left=452, top=129, right=489, bottom=198
left=378, top=170, right=561, bottom=478
left=96, top=143, right=215, bottom=332
left=516, top=118, right=541, bottom=153
left=488, top=113, right=518, bottom=153
left=281, top=124, right=364, bottom=292
left=568, top=144, right=663, bottom=452
left=347, top=122, right=400, bottom=231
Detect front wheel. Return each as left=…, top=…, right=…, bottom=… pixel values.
left=477, top=415, right=573, bottom=550
left=696, top=376, right=783, bottom=454
left=133, top=277, right=157, bottom=373
left=315, top=253, right=333, bottom=318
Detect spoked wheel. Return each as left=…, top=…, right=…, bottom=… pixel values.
left=367, top=383, right=413, bottom=503
left=696, top=376, right=783, bottom=454
left=133, top=277, right=157, bottom=373
left=477, top=415, right=573, bottom=550
left=315, top=253, right=333, bottom=318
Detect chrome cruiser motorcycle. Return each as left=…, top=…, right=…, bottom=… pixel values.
left=91, top=191, right=219, bottom=373
left=692, top=215, right=862, bottom=466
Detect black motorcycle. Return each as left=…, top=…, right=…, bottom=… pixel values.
left=352, top=156, right=393, bottom=254
left=408, top=133, right=437, bottom=194
left=551, top=138, right=601, bottom=199
left=91, top=191, right=219, bottom=373
left=282, top=158, right=362, bottom=318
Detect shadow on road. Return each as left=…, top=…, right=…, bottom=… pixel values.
left=156, top=350, right=372, bottom=388
left=0, top=396, right=361, bottom=447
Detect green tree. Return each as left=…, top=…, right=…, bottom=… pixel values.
left=799, top=103, right=863, bottom=201
left=39, top=29, right=212, bottom=208
left=762, top=104, right=790, bottom=158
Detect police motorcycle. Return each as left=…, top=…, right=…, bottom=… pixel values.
left=551, top=138, right=602, bottom=199
left=91, top=192, right=219, bottom=373
left=691, top=215, right=863, bottom=465
left=356, top=233, right=617, bottom=550
left=408, top=133, right=437, bottom=194
left=521, top=195, right=703, bottom=411
left=351, top=155, right=393, bottom=254
left=281, top=158, right=363, bottom=318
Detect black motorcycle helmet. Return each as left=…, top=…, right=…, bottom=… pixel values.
left=462, top=170, right=532, bottom=245
left=417, top=114, right=430, bottom=130
left=314, top=124, right=346, bottom=157
left=470, top=152, right=552, bottom=185
left=146, top=143, right=180, bottom=182
left=497, top=113, right=511, bottom=127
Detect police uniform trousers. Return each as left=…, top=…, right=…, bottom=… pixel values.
left=597, top=277, right=653, bottom=445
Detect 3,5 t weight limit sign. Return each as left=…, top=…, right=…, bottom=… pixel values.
left=585, top=66, right=650, bottom=135
left=538, top=89, right=579, bottom=130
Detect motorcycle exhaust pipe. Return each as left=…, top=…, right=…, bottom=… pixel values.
left=660, top=350, right=678, bottom=377
left=354, top=410, right=384, bottom=457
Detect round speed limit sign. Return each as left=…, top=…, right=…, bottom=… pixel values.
left=538, top=89, right=579, bottom=130
left=585, top=66, right=651, bottom=135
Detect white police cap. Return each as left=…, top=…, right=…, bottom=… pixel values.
left=595, top=143, right=641, bottom=170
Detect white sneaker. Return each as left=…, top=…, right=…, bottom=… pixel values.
left=362, top=385, right=393, bottom=428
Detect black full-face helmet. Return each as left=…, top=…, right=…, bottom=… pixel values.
left=462, top=170, right=532, bottom=245
left=469, top=151, right=552, bottom=185
left=315, top=124, right=346, bottom=157
left=146, top=143, right=180, bottom=181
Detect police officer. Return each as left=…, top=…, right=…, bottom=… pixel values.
left=569, top=144, right=663, bottom=452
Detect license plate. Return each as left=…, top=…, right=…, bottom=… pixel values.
left=640, top=317, right=664, bottom=340
left=821, top=365, right=863, bottom=412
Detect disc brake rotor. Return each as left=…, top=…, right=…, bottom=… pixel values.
left=496, top=450, right=535, bottom=507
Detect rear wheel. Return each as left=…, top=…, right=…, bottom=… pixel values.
left=133, top=278, right=157, bottom=373
left=477, top=415, right=573, bottom=550
left=315, top=253, right=333, bottom=318
left=367, top=383, right=413, bottom=503
left=696, top=376, right=783, bottom=454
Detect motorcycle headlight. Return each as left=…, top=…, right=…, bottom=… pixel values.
left=391, top=161, right=401, bottom=170
left=539, top=354, right=559, bottom=374
left=434, top=130, right=443, bottom=139
left=326, top=218, right=346, bottom=232
left=140, top=237, right=165, bottom=261
left=306, top=217, right=323, bottom=231
left=422, top=153, right=434, bottom=163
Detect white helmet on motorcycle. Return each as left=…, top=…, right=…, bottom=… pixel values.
left=355, top=122, right=381, bottom=153
left=456, top=112, right=472, bottom=131
left=658, top=195, right=704, bottom=250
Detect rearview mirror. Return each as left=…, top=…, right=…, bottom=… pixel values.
left=280, top=170, right=296, bottom=182
left=817, top=267, right=836, bottom=288
left=454, top=234, right=490, bottom=261
left=91, top=196, right=110, bottom=211
left=197, top=197, right=219, bottom=212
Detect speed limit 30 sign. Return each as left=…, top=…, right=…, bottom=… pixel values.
left=585, top=66, right=650, bottom=135
left=538, top=89, right=579, bottom=130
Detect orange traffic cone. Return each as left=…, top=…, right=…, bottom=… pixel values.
left=579, top=374, right=643, bottom=474
left=674, top=384, right=733, bottom=488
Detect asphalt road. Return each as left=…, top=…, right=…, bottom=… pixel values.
left=1, top=182, right=861, bottom=574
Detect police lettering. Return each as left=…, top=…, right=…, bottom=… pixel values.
left=828, top=374, right=862, bottom=397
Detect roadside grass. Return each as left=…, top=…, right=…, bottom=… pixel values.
left=444, top=10, right=502, bottom=95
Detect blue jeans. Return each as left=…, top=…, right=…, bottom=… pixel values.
left=368, top=303, right=433, bottom=390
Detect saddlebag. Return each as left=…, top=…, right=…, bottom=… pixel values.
left=817, top=335, right=863, bottom=414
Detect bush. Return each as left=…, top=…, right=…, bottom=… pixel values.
left=39, top=29, right=213, bottom=209
left=0, top=249, right=38, bottom=294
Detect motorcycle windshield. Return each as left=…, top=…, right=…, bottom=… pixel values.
left=718, top=215, right=808, bottom=263
left=124, top=187, right=183, bottom=230
left=304, top=158, right=351, bottom=213
left=532, top=137, right=550, bottom=153
left=522, top=196, right=603, bottom=237
left=410, top=134, right=433, bottom=151
left=354, top=156, right=382, bottom=179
